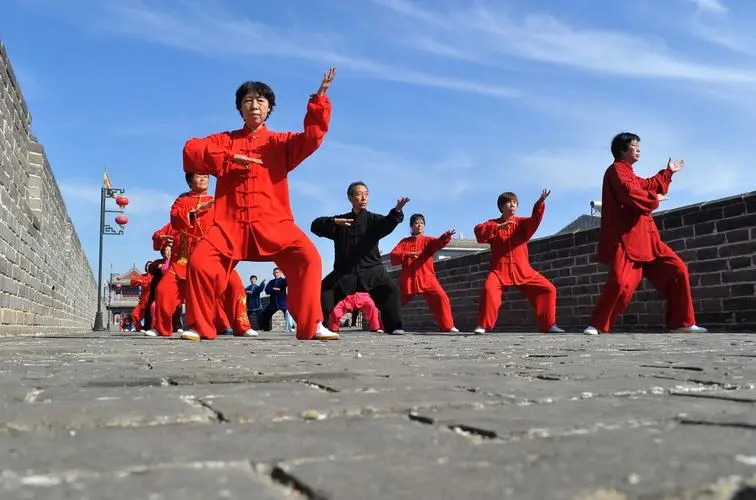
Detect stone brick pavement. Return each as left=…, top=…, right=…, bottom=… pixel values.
left=1, top=330, right=756, bottom=499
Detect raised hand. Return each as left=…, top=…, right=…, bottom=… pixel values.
left=667, top=158, right=684, bottom=172
left=317, top=67, right=337, bottom=96
left=539, top=189, right=551, bottom=202
left=232, top=154, right=263, bottom=166
left=443, top=229, right=456, bottom=238
left=394, top=196, right=410, bottom=212
left=658, top=193, right=669, bottom=202
left=334, top=217, right=353, bottom=227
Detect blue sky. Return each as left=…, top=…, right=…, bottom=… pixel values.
left=2, top=0, right=756, bottom=282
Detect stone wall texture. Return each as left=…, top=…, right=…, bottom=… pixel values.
left=390, top=192, right=756, bottom=333
left=0, top=42, right=97, bottom=335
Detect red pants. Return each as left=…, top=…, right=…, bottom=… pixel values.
left=401, top=283, right=455, bottom=331
left=590, top=243, right=695, bottom=332
left=329, top=292, right=381, bottom=331
left=131, top=303, right=146, bottom=332
left=153, top=272, right=185, bottom=336
left=477, top=272, right=556, bottom=332
left=186, top=238, right=323, bottom=340
left=215, top=271, right=252, bottom=334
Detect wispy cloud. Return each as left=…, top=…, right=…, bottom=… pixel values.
left=317, top=141, right=476, bottom=204
left=59, top=180, right=176, bottom=216
left=373, top=0, right=756, bottom=86
left=688, top=0, right=728, bottom=14
left=85, top=1, right=517, bottom=99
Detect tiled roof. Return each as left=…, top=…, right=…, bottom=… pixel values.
left=556, top=215, right=601, bottom=235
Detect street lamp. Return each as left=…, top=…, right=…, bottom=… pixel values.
left=92, top=177, right=130, bottom=331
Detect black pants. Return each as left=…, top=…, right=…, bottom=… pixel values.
left=260, top=305, right=287, bottom=331
left=321, top=274, right=403, bottom=333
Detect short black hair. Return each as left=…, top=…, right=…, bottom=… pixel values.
left=611, top=132, right=640, bottom=160
left=184, top=172, right=194, bottom=187
left=273, top=267, right=280, bottom=272
left=496, top=192, right=519, bottom=213
left=250, top=275, right=257, bottom=280
left=409, top=213, right=425, bottom=226
left=235, top=81, right=276, bottom=118
left=347, top=181, right=368, bottom=197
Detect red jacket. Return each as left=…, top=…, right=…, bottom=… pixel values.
left=474, top=200, right=544, bottom=286
left=390, top=233, right=452, bottom=295
left=182, top=94, right=331, bottom=260
left=597, top=160, right=673, bottom=264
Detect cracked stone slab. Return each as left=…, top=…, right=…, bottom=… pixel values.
left=0, top=394, right=215, bottom=431
left=406, top=393, right=756, bottom=439
left=0, top=416, right=472, bottom=474
left=0, top=462, right=284, bottom=500
left=283, top=425, right=756, bottom=500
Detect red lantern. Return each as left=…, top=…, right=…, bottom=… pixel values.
left=115, top=215, right=128, bottom=226
left=115, top=195, right=129, bottom=208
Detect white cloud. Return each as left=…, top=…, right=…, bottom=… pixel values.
left=87, top=1, right=517, bottom=99
left=373, top=0, right=756, bottom=86
left=688, top=0, right=728, bottom=13
left=59, top=180, right=176, bottom=216
left=317, top=141, right=477, bottom=203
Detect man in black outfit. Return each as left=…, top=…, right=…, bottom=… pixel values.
left=311, top=181, right=409, bottom=335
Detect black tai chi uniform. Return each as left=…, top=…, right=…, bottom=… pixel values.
left=311, top=208, right=404, bottom=333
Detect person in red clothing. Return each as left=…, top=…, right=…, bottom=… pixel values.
left=584, top=132, right=707, bottom=335
left=390, top=214, right=458, bottom=332
left=143, top=173, right=212, bottom=337
left=214, top=270, right=256, bottom=337
left=328, top=292, right=382, bottom=332
left=182, top=67, right=339, bottom=341
left=474, top=189, right=564, bottom=334
left=130, top=261, right=153, bottom=332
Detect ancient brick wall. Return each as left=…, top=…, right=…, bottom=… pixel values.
left=0, top=42, right=97, bottom=335
left=390, top=192, right=756, bottom=333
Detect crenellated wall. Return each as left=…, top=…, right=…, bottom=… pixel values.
left=0, top=42, right=97, bottom=335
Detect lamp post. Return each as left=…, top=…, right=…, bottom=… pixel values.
left=93, top=185, right=129, bottom=331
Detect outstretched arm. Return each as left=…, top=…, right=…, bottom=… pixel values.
left=519, top=190, right=549, bottom=240
left=279, top=67, right=336, bottom=173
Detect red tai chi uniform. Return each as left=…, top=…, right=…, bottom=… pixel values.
left=328, top=292, right=382, bottom=332
left=389, top=232, right=455, bottom=331
left=150, top=190, right=214, bottom=336
left=589, top=161, right=696, bottom=332
left=214, top=270, right=253, bottom=335
left=474, top=199, right=557, bottom=332
left=130, top=273, right=152, bottom=332
left=183, top=94, right=331, bottom=340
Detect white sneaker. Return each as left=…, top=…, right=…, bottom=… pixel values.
left=313, top=322, right=340, bottom=340
left=583, top=326, right=599, bottom=335
left=177, top=328, right=184, bottom=333
left=375, top=329, right=384, bottom=333
left=547, top=325, right=565, bottom=333
left=390, top=329, right=405, bottom=335
left=449, top=327, right=460, bottom=333
left=473, top=327, right=485, bottom=334
left=670, top=325, right=708, bottom=333
left=143, top=329, right=158, bottom=337
left=180, top=330, right=201, bottom=341
left=239, top=329, right=259, bottom=337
